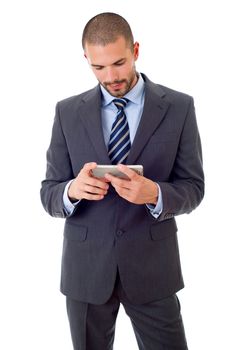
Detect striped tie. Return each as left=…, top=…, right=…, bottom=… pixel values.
left=108, top=98, right=131, bottom=164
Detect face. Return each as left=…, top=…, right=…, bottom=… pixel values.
left=84, top=36, right=139, bottom=97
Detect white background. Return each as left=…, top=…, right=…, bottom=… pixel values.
left=0, top=0, right=232, bottom=349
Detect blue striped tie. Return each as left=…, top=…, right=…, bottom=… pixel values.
left=108, top=98, right=131, bottom=164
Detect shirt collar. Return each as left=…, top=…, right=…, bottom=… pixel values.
left=100, top=73, right=145, bottom=107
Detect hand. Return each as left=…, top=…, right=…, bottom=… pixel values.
left=68, top=162, right=109, bottom=201
left=105, top=164, right=158, bottom=205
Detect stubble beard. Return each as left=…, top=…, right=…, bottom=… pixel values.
left=101, top=69, right=138, bottom=97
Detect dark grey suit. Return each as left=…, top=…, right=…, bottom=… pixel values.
left=41, top=74, right=204, bottom=305
left=41, top=74, right=204, bottom=348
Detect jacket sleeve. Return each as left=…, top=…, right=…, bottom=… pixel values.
left=157, top=97, right=205, bottom=221
left=40, top=102, right=74, bottom=218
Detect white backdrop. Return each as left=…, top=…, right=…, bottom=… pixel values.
left=0, top=0, right=232, bottom=349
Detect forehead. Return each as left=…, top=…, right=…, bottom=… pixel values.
left=84, top=36, right=132, bottom=65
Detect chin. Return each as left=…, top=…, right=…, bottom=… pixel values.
left=111, top=91, right=125, bottom=98
left=110, top=87, right=128, bottom=97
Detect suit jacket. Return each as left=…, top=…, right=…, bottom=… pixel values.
left=40, top=74, right=204, bottom=305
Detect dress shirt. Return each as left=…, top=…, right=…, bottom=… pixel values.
left=63, top=73, right=163, bottom=218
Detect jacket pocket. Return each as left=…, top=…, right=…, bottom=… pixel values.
left=150, top=219, right=177, bottom=241
left=64, top=222, right=87, bottom=242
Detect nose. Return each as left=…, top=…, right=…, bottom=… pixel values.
left=105, top=67, right=118, bottom=83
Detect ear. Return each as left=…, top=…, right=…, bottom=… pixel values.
left=133, top=42, right=139, bottom=61
left=84, top=53, right=87, bottom=59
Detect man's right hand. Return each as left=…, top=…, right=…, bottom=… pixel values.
left=68, top=162, right=109, bottom=201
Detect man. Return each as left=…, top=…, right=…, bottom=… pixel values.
left=41, top=12, right=204, bottom=350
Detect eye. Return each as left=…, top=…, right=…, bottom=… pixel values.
left=95, top=66, right=103, bottom=71
left=115, top=61, right=125, bottom=66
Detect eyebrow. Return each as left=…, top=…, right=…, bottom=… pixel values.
left=91, top=58, right=126, bottom=68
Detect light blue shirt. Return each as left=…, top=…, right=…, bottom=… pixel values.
left=63, top=74, right=163, bottom=218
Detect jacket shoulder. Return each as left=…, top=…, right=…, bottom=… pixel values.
left=56, top=86, right=99, bottom=112
left=142, top=73, right=193, bottom=104
left=156, top=84, right=193, bottom=103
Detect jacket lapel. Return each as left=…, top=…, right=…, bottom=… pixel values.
left=79, top=86, right=111, bottom=164
left=78, top=76, right=170, bottom=166
left=127, top=77, right=170, bottom=164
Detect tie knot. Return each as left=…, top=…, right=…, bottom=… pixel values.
left=113, top=98, right=129, bottom=110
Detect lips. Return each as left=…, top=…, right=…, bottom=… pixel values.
left=110, top=82, right=124, bottom=90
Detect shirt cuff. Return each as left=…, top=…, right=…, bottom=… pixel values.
left=146, top=183, right=163, bottom=219
left=63, top=180, right=80, bottom=216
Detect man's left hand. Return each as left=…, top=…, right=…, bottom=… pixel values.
left=105, top=164, right=158, bottom=205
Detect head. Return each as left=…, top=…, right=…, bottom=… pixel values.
left=82, top=12, right=139, bottom=97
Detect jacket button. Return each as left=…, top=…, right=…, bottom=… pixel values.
left=116, top=229, right=124, bottom=237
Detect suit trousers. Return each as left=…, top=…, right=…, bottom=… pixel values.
left=66, top=271, right=188, bottom=350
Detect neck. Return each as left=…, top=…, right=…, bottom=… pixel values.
left=130, top=72, right=139, bottom=90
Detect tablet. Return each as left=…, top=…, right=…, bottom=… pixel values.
left=92, top=165, right=143, bottom=179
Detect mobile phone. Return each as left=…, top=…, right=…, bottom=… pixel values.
left=92, top=165, right=143, bottom=179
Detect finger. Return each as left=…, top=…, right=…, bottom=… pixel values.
left=92, top=176, right=111, bottom=183
left=82, top=162, right=97, bottom=173
left=82, top=183, right=108, bottom=196
left=116, top=164, right=139, bottom=180
left=82, top=192, right=105, bottom=201
left=105, top=173, right=130, bottom=189
left=114, top=185, right=130, bottom=197
left=84, top=177, right=110, bottom=190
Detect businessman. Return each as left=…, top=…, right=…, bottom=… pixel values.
left=41, top=12, right=204, bottom=350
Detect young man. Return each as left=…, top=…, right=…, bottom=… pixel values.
left=41, top=12, right=204, bottom=350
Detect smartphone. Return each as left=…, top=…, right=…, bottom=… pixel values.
left=92, top=165, right=143, bottom=179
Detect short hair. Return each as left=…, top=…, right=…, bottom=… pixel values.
left=82, top=12, right=134, bottom=51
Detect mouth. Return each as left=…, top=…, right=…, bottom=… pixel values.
left=106, top=81, right=125, bottom=90
left=110, top=83, right=123, bottom=90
